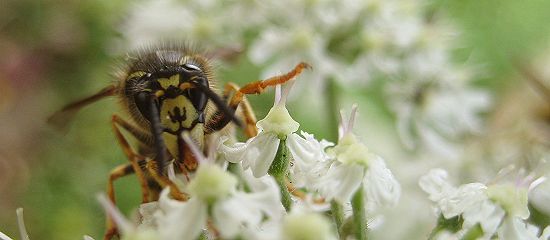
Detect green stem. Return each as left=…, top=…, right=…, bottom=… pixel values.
left=460, top=224, right=483, bottom=240
left=331, top=200, right=344, bottom=237
left=227, top=162, right=251, bottom=192
left=325, top=77, right=339, bottom=142
left=428, top=215, right=463, bottom=240
left=274, top=175, right=292, bottom=211
left=268, top=140, right=292, bottom=211
left=351, top=186, right=367, bottom=240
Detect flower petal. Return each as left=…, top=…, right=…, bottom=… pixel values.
left=157, top=191, right=208, bottom=240
left=218, top=136, right=249, bottom=163
left=362, top=156, right=401, bottom=210
left=497, top=217, right=540, bottom=240
left=315, top=162, right=364, bottom=203
left=286, top=132, right=332, bottom=188
left=419, top=168, right=454, bottom=203
left=213, top=173, right=285, bottom=238
left=243, top=132, right=281, bottom=177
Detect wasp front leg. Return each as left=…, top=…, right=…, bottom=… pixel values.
left=104, top=115, right=154, bottom=240
left=205, top=62, right=311, bottom=137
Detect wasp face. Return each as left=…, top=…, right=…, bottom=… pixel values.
left=123, top=50, right=216, bottom=160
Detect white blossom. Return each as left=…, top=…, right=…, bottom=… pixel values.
left=420, top=168, right=548, bottom=239
left=153, top=162, right=284, bottom=240
left=219, top=82, right=333, bottom=182
left=315, top=105, right=401, bottom=210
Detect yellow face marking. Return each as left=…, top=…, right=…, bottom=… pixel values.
left=190, top=124, right=204, bottom=149
left=127, top=71, right=146, bottom=80
left=158, top=74, right=180, bottom=90
left=160, top=95, right=198, bottom=132
left=162, top=132, right=178, bottom=159
left=161, top=125, right=204, bottom=159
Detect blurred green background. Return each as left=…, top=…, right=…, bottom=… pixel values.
left=1, top=0, right=549, bottom=239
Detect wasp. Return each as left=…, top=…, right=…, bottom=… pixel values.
left=49, top=43, right=310, bottom=239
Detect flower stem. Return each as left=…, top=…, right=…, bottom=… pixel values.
left=268, top=140, right=292, bottom=211
left=461, top=224, right=483, bottom=240
left=331, top=200, right=344, bottom=236
left=227, top=162, right=251, bottom=192
left=351, top=186, right=367, bottom=240
left=428, top=215, right=463, bottom=240
left=274, top=175, right=292, bottom=211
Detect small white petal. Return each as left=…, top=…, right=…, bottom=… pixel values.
left=315, top=163, right=364, bottom=203
left=439, top=183, right=487, bottom=219
left=498, top=217, right=540, bottom=240
left=419, top=168, right=454, bottom=203
left=286, top=132, right=332, bottom=188
left=16, top=208, right=30, bottom=240
left=158, top=197, right=208, bottom=240
left=244, top=132, right=281, bottom=177
left=213, top=173, right=284, bottom=238
left=0, top=232, right=14, bottom=240
left=218, top=136, right=249, bottom=163
left=362, top=156, right=401, bottom=210
left=462, top=199, right=505, bottom=238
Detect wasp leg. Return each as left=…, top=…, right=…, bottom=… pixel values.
left=205, top=62, right=310, bottom=136
left=237, top=62, right=311, bottom=96
left=228, top=82, right=258, bottom=137
left=104, top=164, right=134, bottom=240
left=111, top=115, right=151, bottom=202
left=104, top=115, right=153, bottom=240
left=145, top=160, right=188, bottom=201
left=205, top=82, right=258, bottom=138
left=285, top=179, right=325, bottom=204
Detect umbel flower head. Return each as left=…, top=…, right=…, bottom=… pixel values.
left=314, top=105, right=401, bottom=210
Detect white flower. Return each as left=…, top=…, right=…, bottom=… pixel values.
left=420, top=167, right=546, bottom=239
left=287, top=131, right=334, bottom=188
left=154, top=163, right=285, bottom=240
left=315, top=105, right=401, bottom=210
left=419, top=169, right=503, bottom=237
left=220, top=82, right=332, bottom=181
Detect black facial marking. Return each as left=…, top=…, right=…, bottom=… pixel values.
left=168, top=106, right=187, bottom=124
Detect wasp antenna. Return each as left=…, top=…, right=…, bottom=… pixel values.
left=181, top=132, right=207, bottom=164
left=192, top=83, right=243, bottom=127
left=139, top=92, right=169, bottom=176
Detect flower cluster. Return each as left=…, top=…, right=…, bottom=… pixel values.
left=419, top=168, right=550, bottom=240
left=82, top=81, right=400, bottom=240
left=119, top=0, right=491, bottom=157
